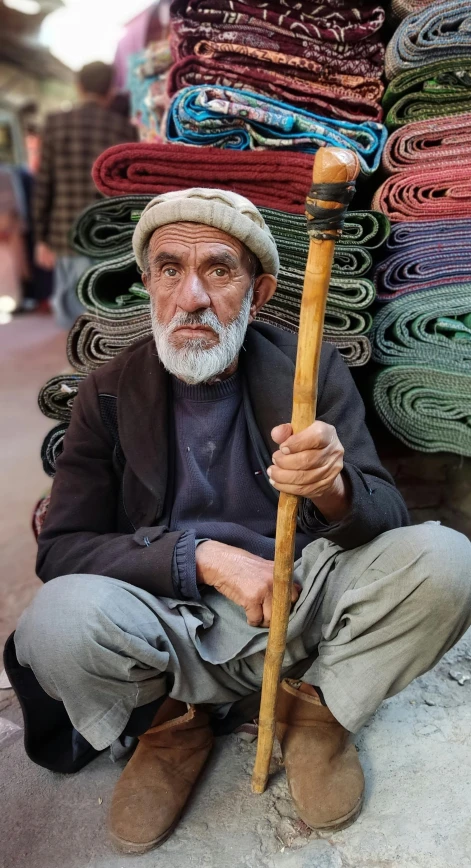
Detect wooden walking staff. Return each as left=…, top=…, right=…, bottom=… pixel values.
left=252, top=146, right=360, bottom=794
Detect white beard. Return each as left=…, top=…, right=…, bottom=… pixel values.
left=150, top=288, right=253, bottom=385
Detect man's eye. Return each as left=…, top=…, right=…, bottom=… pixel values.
left=213, top=267, right=228, bottom=277
left=164, top=267, right=178, bottom=277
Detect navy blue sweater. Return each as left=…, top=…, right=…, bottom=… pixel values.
left=169, top=373, right=317, bottom=598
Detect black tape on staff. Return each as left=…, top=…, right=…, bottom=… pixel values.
left=306, top=181, right=356, bottom=241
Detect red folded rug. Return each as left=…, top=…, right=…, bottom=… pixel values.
left=93, top=142, right=314, bottom=212
left=372, top=164, right=471, bottom=222
left=168, top=52, right=384, bottom=123
left=382, top=113, right=471, bottom=174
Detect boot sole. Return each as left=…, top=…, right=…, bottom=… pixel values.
left=300, top=793, right=364, bottom=833
left=109, top=818, right=179, bottom=855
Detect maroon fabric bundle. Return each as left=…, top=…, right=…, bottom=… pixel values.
left=170, top=0, right=386, bottom=77
left=168, top=53, right=384, bottom=123
left=92, top=142, right=314, bottom=212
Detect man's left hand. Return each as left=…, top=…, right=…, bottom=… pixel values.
left=268, top=421, right=351, bottom=522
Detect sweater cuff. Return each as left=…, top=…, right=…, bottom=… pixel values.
left=171, top=530, right=201, bottom=601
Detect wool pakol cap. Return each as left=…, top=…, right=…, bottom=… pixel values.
left=132, top=187, right=280, bottom=276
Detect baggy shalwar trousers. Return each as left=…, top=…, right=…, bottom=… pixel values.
left=15, top=523, right=471, bottom=750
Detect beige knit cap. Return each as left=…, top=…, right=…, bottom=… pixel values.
left=132, top=187, right=279, bottom=276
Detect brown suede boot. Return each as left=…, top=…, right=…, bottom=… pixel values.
left=276, top=679, right=364, bottom=832
left=109, top=697, right=213, bottom=853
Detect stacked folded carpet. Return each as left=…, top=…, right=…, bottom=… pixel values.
left=71, top=195, right=390, bottom=259
left=369, top=0, right=471, bottom=455
left=381, top=112, right=471, bottom=172
left=170, top=0, right=386, bottom=78
left=385, top=1, right=471, bottom=81
left=41, top=423, right=68, bottom=478
left=372, top=164, right=471, bottom=222
left=38, top=373, right=86, bottom=422
left=92, top=143, right=314, bottom=211
left=164, top=85, right=386, bottom=174
left=370, top=284, right=471, bottom=455
left=382, top=59, right=471, bottom=129
left=127, top=41, right=173, bottom=141
left=167, top=50, right=384, bottom=123
left=373, top=367, right=471, bottom=456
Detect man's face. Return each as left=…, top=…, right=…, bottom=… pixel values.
left=142, top=222, right=276, bottom=384
left=144, top=222, right=255, bottom=350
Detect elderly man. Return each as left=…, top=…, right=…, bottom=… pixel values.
left=8, top=189, right=471, bottom=854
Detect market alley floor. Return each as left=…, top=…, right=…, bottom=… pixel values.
left=1, top=314, right=470, bottom=868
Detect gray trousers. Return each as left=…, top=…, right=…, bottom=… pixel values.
left=15, top=523, right=471, bottom=751
left=52, top=255, right=92, bottom=329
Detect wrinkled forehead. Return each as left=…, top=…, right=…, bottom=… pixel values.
left=148, top=221, right=247, bottom=261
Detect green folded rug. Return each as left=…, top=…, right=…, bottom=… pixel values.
left=38, top=373, right=86, bottom=422
left=371, top=282, right=471, bottom=372
left=373, top=365, right=471, bottom=455
left=383, top=58, right=471, bottom=130
left=72, top=198, right=390, bottom=259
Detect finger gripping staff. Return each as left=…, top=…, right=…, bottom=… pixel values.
left=251, top=147, right=360, bottom=795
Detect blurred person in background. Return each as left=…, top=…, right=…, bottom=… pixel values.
left=33, top=61, right=138, bottom=329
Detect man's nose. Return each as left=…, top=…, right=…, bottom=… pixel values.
left=177, top=272, right=211, bottom=313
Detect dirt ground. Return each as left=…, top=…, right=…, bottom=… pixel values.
left=1, top=313, right=470, bottom=868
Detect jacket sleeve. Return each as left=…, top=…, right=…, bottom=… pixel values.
left=36, top=373, right=183, bottom=597
left=299, top=344, right=410, bottom=548
left=32, top=115, right=54, bottom=245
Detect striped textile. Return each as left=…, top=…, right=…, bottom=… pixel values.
left=373, top=366, right=471, bottom=456
left=92, top=143, right=314, bottom=212
left=385, top=1, right=471, bottom=81
left=385, top=218, right=471, bottom=252
left=370, top=283, right=471, bottom=372
left=382, top=59, right=471, bottom=130
left=38, top=373, right=86, bottom=422
left=77, top=255, right=145, bottom=319
left=373, top=242, right=471, bottom=300
left=381, top=113, right=471, bottom=173
left=371, top=164, right=471, bottom=222
left=72, top=198, right=390, bottom=260
left=165, top=86, right=387, bottom=174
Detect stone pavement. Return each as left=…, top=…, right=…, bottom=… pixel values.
left=1, top=314, right=470, bottom=868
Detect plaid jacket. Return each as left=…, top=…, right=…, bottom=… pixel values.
left=33, top=101, right=138, bottom=255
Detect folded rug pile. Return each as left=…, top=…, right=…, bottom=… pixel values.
left=170, top=0, right=386, bottom=78
left=385, top=1, right=471, bottom=80
left=382, top=59, right=471, bottom=129
left=92, top=143, right=314, bottom=211
left=67, top=311, right=152, bottom=373
left=372, top=164, right=471, bottom=222
left=167, top=48, right=384, bottom=124
left=373, top=366, right=471, bottom=456
left=72, top=197, right=390, bottom=260
left=381, top=112, right=471, bottom=173
left=127, top=41, right=173, bottom=141
left=38, top=373, right=86, bottom=422
left=165, top=86, right=387, bottom=174
left=371, top=283, right=471, bottom=372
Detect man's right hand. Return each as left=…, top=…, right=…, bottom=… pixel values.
left=195, top=540, right=300, bottom=628
left=35, top=242, right=56, bottom=271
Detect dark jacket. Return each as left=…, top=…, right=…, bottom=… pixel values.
left=5, top=324, right=409, bottom=773
left=33, top=102, right=137, bottom=255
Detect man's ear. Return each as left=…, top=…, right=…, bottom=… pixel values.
left=141, top=271, right=148, bottom=289
left=249, top=274, right=277, bottom=322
